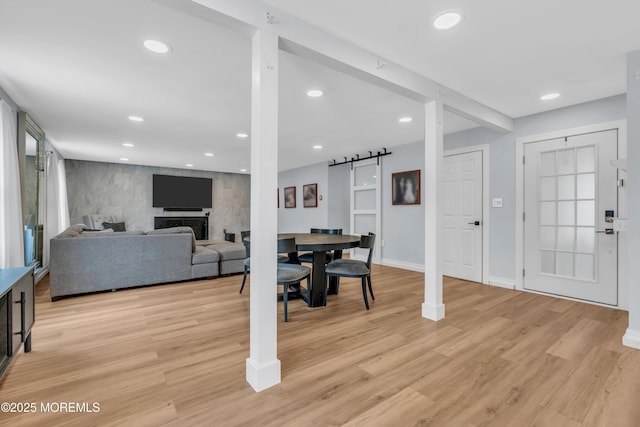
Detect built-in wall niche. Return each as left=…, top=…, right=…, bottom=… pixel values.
left=18, top=112, right=45, bottom=272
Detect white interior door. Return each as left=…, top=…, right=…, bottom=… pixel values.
left=523, top=130, right=618, bottom=305
left=350, top=159, right=381, bottom=263
left=442, top=150, right=483, bottom=282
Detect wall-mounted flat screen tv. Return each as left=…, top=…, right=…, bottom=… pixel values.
left=153, top=174, right=212, bottom=209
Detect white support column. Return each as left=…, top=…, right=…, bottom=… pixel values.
left=623, top=49, right=640, bottom=349
left=423, top=99, right=445, bottom=320
left=246, top=28, right=281, bottom=390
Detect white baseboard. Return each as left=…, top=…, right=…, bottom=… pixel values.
left=34, top=266, right=49, bottom=284
left=488, top=276, right=516, bottom=290
left=622, top=328, right=640, bottom=350
left=380, top=258, right=424, bottom=273
left=422, top=302, right=445, bottom=321
left=246, top=358, right=281, bottom=392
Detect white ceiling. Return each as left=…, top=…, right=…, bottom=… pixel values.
left=263, top=0, right=640, bottom=118
left=1, top=0, right=638, bottom=173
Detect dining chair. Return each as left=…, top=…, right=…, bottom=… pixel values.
left=239, top=233, right=300, bottom=294
left=324, top=233, right=376, bottom=309
left=298, top=228, right=342, bottom=264
left=240, top=236, right=251, bottom=293
left=277, top=237, right=311, bottom=321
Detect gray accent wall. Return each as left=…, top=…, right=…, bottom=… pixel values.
left=65, top=160, right=250, bottom=239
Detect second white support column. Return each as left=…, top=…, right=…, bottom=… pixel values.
left=246, top=28, right=281, bottom=391
left=423, top=99, right=445, bottom=321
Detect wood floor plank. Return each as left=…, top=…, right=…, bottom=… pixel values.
left=0, top=266, right=638, bottom=426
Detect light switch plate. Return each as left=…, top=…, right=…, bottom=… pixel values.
left=492, top=198, right=503, bottom=208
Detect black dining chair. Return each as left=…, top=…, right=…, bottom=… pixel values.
left=240, top=230, right=289, bottom=293
left=239, top=237, right=251, bottom=294
left=324, top=233, right=376, bottom=309
left=298, top=228, right=342, bottom=264
left=239, top=233, right=301, bottom=295
left=277, top=237, right=311, bottom=321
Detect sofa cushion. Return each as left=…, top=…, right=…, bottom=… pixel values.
left=103, top=221, right=126, bottom=232
left=147, top=226, right=196, bottom=252
left=82, top=228, right=115, bottom=235
left=56, top=224, right=88, bottom=238
left=206, top=243, right=246, bottom=260
left=192, top=246, right=219, bottom=265
left=81, top=230, right=146, bottom=237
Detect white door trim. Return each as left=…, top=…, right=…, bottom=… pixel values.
left=515, top=120, right=628, bottom=309
left=444, top=144, right=490, bottom=284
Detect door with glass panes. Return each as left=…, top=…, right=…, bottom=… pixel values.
left=523, top=129, right=618, bottom=305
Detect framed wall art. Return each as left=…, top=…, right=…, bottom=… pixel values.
left=284, top=186, right=296, bottom=208
left=392, top=169, right=421, bottom=205
left=303, top=183, right=317, bottom=208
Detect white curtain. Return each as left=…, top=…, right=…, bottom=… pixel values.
left=0, top=99, right=25, bottom=268
left=43, top=149, right=70, bottom=267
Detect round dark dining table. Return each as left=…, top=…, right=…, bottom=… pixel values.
left=279, top=233, right=361, bottom=307
left=246, top=233, right=361, bottom=307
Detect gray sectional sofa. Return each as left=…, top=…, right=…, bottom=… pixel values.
left=49, top=224, right=246, bottom=300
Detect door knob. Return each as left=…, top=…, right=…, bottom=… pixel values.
left=468, top=221, right=481, bottom=226
left=595, top=229, right=615, bottom=234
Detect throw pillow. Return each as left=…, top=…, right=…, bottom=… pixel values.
left=103, top=221, right=126, bottom=232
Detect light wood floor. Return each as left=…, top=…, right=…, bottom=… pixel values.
left=1, top=265, right=639, bottom=426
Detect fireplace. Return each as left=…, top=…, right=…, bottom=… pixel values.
left=154, top=216, right=208, bottom=240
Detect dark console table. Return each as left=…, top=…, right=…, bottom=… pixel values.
left=154, top=216, right=208, bottom=240
left=0, top=266, right=35, bottom=378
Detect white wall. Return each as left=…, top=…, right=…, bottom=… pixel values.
left=626, top=51, right=640, bottom=340
left=0, top=85, right=19, bottom=111
left=445, top=94, right=627, bottom=280
left=381, top=140, right=425, bottom=269
left=278, top=162, right=329, bottom=232
left=278, top=95, right=627, bottom=279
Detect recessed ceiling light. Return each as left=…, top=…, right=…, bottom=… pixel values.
left=240, top=168, right=247, bottom=172
left=128, top=116, right=144, bottom=122
left=313, top=145, right=323, bottom=150
left=398, top=116, right=413, bottom=123
left=205, top=152, right=214, bottom=157
left=122, top=143, right=134, bottom=148
left=143, top=40, right=171, bottom=54
left=307, top=89, right=323, bottom=98
left=236, top=132, right=249, bottom=139
left=120, top=158, right=129, bottom=161
left=433, top=11, right=463, bottom=30
left=186, top=163, right=194, bottom=167
left=540, top=92, right=560, bottom=101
